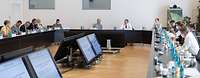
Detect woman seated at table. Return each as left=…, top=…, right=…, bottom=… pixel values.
left=36, top=19, right=46, bottom=31
left=120, top=19, right=134, bottom=30
left=0, top=20, right=12, bottom=37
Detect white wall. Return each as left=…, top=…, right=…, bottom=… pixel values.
left=0, top=0, right=24, bottom=25
left=0, top=0, right=12, bottom=25
left=0, top=0, right=199, bottom=30
left=23, top=0, right=159, bottom=30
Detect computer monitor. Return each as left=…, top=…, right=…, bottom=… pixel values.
left=54, top=33, right=85, bottom=61
left=27, top=49, right=62, bottom=78
left=76, top=36, right=96, bottom=64
left=87, top=34, right=102, bottom=55
left=0, top=58, right=31, bottom=78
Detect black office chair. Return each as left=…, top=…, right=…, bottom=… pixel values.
left=0, top=26, right=3, bottom=30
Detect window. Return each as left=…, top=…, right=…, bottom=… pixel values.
left=82, top=0, right=111, bottom=10
left=29, top=0, right=55, bottom=9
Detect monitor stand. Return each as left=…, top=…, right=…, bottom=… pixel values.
left=94, top=55, right=103, bottom=65
left=56, top=47, right=75, bottom=67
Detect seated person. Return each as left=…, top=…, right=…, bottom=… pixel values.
left=175, top=21, right=185, bottom=45
left=27, top=18, right=39, bottom=31
left=188, top=24, right=199, bottom=45
left=0, top=20, right=12, bottom=37
left=120, top=19, right=134, bottom=30
left=20, top=21, right=31, bottom=32
left=168, top=20, right=178, bottom=33
left=188, top=24, right=197, bottom=36
left=0, top=26, right=3, bottom=30
left=180, top=25, right=199, bottom=56
left=36, top=19, right=46, bottom=31
left=53, top=19, right=63, bottom=30
left=153, top=18, right=162, bottom=30
left=11, top=20, right=22, bottom=35
left=92, top=18, right=103, bottom=30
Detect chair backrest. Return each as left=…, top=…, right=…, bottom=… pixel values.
left=0, top=26, right=3, bottom=30
left=196, top=51, right=200, bottom=64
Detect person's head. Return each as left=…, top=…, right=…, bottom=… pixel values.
left=155, top=18, right=160, bottom=23
left=169, top=20, right=175, bottom=26
left=4, top=20, right=11, bottom=27
left=124, top=19, right=129, bottom=24
left=176, top=21, right=184, bottom=30
left=32, top=18, right=37, bottom=25
left=16, top=20, right=22, bottom=27
left=188, top=24, right=196, bottom=32
left=56, top=19, right=60, bottom=24
left=179, top=24, right=188, bottom=37
left=97, top=18, right=101, bottom=24
left=24, top=21, right=31, bottom=27
left=36, top=19, right=41, bottom=24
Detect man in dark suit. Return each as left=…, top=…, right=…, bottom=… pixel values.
left=27, top=18, right=39, bottom=31
left=20, top=21, right=31, bottom=32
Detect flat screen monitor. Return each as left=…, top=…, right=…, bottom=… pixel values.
left=0, top=58, right=31, bottom=78
left=77, top=37, right=96, bottom=64
left=28, top=49, right=62, bottom=78
left=54, top=33, right=85, bottom=61
left=87, top=34, right=102, bottom=55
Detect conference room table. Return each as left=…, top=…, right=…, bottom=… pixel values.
left=147, top=30, right=200, bottom=78
left=0, top=29, right=152, bottom=58
left=64, top=29, right=152, bottom=48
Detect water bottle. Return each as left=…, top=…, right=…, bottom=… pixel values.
left=8, top=32, right=12, bottom=38
left=180, top=65, right=184, bottom=78
left=107, top=39, right=111, bottom=50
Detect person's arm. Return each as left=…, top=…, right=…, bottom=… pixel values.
left=60, top=24, right=63, bottom=29
left=0, top=28, right=4, bottom=35
left=35, top=25, right=39, bottom=29
left=182, top=35, right=191, bottom=51
left=11, top=26, right=16, bottom=33
left=128, top=23, right=134, bottom=30
left=120, top=24, right=124, bottom=30
left=93, top=24, right=96, bottom=28
left=19, top=25, right=24, bottom=32
left=1, top=27, right=8, bottom=37
left=100, top=24, right=103, bottom=30
left=26, top=25, right=31, bottom=30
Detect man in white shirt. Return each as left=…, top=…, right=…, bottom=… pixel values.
left=120, top=19, right=134, bottom=30
left=180, top=26, right=199, bottom=55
